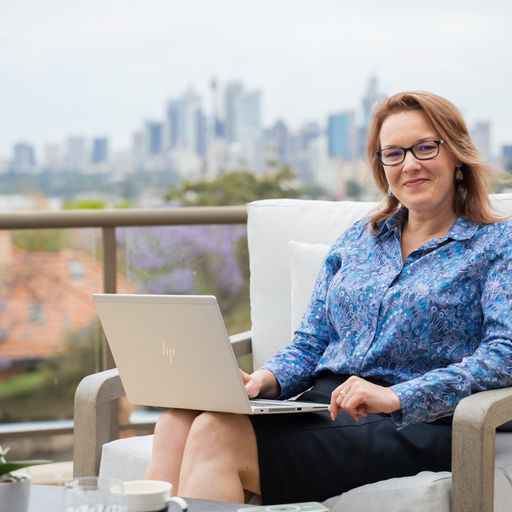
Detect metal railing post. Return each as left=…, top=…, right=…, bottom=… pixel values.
left=101, top=226, right=119, bottom=440
left=101, top=226, right=117, bottom=370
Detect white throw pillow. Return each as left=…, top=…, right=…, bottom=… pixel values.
left=288, top=240, right=330, bottom=338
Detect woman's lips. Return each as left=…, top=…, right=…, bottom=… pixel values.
left=403, top=178, right=428, bottom=187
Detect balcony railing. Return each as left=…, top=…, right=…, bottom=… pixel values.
left=0, top=205, right=248, bottom=438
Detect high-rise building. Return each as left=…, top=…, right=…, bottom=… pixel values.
left=66, top=137, right=87, bottom=169
left=223, top=81, right=263, bottom=172
left=471, top=121, right=491, bottom=161
left=502, top=145, right=512, bottom=170
left=224, top=82, right=262, bottom=146
left=91, top=137, right=109, bottom=164
left=166, top=90, right=204, bottom=155
left=11, top=142, right=36, bottom=172
left=327, top=111, right=356, bottom=161
left=144, top=121, right=164, bottom=157
left=43, top=143, right=64, bottom=170
left=224, top=81, right=244, bottom=144
left=266, top=120, right=290, bottom=165
left=358, top=76, right=385, bottom=158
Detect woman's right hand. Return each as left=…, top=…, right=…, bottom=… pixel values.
left=240, top=369, right=279, bottom=399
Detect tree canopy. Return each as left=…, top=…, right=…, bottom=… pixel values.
left=164, top=167, right=303, bottom=206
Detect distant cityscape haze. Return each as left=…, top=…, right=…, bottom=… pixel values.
left=2, top=0, right=512, bottom=160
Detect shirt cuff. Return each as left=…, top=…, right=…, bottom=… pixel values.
left=390, top=381, right=422, bottom=429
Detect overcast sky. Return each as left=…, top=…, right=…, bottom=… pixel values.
left=1, top=0, right=512, bottom=158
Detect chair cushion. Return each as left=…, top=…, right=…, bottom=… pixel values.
left=99, top=435, right=153, bottom=481
left=248, top=199, right=375, bottom=368
left=288, top=240, right=329, bottom=337
left=99, top=433, right=512, bottom=510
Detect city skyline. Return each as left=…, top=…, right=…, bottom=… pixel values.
left=2, top=1, right=512, bottom=158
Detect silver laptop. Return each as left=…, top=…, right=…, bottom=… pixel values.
left=93, top=293, right=329, bottom=415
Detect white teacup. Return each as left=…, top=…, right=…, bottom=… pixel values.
left=123, top=480, right=188, bottom=512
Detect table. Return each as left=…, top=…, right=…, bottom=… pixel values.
left=29, top=485, right=249, bottom=511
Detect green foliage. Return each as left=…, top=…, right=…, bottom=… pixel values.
left=0, top=321, right=100, bottom=422
left=114, top=199, right=135, bottom=209
left=0, top=372, right=48, bottom=400
left=165, top=167, right=303, bottom=206
left=345, top=180, right=363, bottom=199
left=0, top=446, right=50, bottom=480
left=11, top=229, right=68, bottom=252
left=62, top=199, right=106, bottom=209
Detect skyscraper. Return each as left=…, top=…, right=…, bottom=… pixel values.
left=144, top=121, right=164, bottom=157
left=358, top=76, right=385, bottom=158
left=11, top=142, right=36, bottom=172
left=471, top=121, right=491, bottom=161
left=502, top=145, right=512, bottom=170
left=166, top=90, right=205, bottom=156
left=327, top=111, right=356, bottom=161
left=91, top=137, right=109, bottom=164
left=224, top=81, right=244, bottom=144
left=66, top=137, right=87, bottom=169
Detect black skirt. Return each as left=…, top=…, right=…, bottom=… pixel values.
left=249, top=373, right=452, bottom=505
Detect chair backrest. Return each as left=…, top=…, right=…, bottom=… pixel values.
left=247, top=193, right=512, bottom=369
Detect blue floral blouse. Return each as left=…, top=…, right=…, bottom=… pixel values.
left=262, top=209, right=512, bottom=428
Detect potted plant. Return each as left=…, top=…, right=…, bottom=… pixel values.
left=0, top=445, right=51, bottom=512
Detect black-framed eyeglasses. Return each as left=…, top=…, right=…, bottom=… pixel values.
left=377, top=140, right=445, bottom=166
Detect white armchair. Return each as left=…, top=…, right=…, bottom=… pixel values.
left=74, top=195, right=512, bottom=512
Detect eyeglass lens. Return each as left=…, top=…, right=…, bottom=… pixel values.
left=380, top=141, right=439, bottom=165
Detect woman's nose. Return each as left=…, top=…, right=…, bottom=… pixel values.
left=402, top=150, right=422, bottom=171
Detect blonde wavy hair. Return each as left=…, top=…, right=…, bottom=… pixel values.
left=367, top=91, right=500, bottom=233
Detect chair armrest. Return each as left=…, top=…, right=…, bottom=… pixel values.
left=73, top=368, right=125, bottom=477
left=230, top=330, right=252, bottom=357
left=451, top=386, right=512, bottom=512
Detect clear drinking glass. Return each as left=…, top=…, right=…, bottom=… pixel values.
left=64, top=476, right=126, bottom=512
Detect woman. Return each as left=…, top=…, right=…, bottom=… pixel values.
left=145, top=91, right=512, bottom=504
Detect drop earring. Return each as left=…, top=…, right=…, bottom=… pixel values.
left=455, top=166, right=463, bottom=182
left=387, top=187, right=393, bottom=198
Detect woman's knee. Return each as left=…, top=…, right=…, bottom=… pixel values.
left=154, top=409, right=199, bottom=440
left=187, top=412, right=241, bottom=451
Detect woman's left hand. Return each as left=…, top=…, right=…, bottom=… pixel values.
left=328, top=376, right=401, bottom=422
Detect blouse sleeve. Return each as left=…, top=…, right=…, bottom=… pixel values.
left=390, top=226, right=512, bottom=428
left=261, top=220, right=365, bottom=398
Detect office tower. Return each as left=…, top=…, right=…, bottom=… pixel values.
left=166, top=90, right=204, bottom=155
left=11, top=142, right=36, bottom=171
left=208, top=78, right=225, bottom=139
left=471, top=121, right=491, bottom=161
left=66, top=137, right=87, bottom=169
left=327, top=111, right=356, bottom=161
left=224, top=81, right=244, bottom=144
left=266, top=120, right=290, bottom=165
left=358, top=76, right=384, bottom=158
left=362, top=76, right=381, bottom=129
left=144, top=121, right=164, bottom=157
left=502, top=145, right=512, bottom=170
left=91, top=137, right=109, bottom=164
left=43, top=143, right=64, bottom=171
left=223, top=81, right=263, bottom=172
left=286, top=122, right=322, bottom=183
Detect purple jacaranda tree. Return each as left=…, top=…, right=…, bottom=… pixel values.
left=117, top=224, right=247, bottom=312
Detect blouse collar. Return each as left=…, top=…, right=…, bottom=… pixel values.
left=374, top=208, right=480, bottom=241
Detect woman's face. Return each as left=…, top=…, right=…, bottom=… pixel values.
left=379, top=110, right=458, bottom=217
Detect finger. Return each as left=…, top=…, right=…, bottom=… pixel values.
left=240, top=369, right=250, bottom=384
left=329, top=389, right=342, bottom=420
left=340, top=392, right=363, bottom=419
left=244, top=378, right=260, bottom=399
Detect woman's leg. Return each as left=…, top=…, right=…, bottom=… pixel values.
left=144, top=409, right=200, bottom=488
left=178, top=412, right=260, bottom=503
